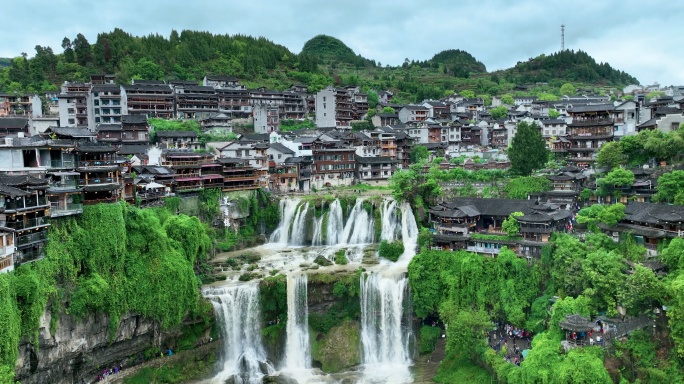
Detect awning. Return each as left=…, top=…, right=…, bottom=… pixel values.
left=83, top=184, right=119, bottom=192
left=144, top=182, right=166, bottom=190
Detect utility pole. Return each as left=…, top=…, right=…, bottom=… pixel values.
left=561, top=24, right=565, bottom=51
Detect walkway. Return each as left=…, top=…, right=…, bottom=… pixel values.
left=94, top=341, right=219, bottom=384
left=412, top=336, right=447, bottom=383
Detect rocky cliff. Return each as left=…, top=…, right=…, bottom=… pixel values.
left=16, top=310, right=166, bottom=384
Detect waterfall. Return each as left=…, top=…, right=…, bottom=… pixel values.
left=380, top=199, right=399, bottom=242
left=398, top=201, right=419, bottom=264
left=311, top=214, right=324, bottom=246
left=341, top=198, right=375, bottom=244
left=290, top=202, right=310, bottom=245
left=204, top=284, right=273, bottom=384
left=283, top=273, right=311, bottom=372
left=326, top=199, right=344, bottom=245
left=360, top=273, right=413, bottom=383
left=269, top=199, right=300, bottom=245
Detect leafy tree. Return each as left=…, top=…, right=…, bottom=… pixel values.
left=410, top=145, right=429, bottom=163
left=61, top=37, right=74, bottom=63
left=380, top=106, right=396, bottom=114
left=72, top=33, right=91, bottom=66
left=132, top=58, right=164, bottom=80
left=582, top=249, right=625, bottom=315
left=646, top=91, right=664, bottom=100
left=440, top=303, right=491, bottom=359
left=366, top=90, right=379, bottom=108
left=502, top=212, right=523, bottom=237
left=548, top=108, right=560, bottom=119
left=577, top=203, right=626, bottom=229
left=501, top=94, right=514, bottom=105
left=489, top=105, right=508, bottom=120
left=618, top=264, right=660, bottom=315
left=460, top=90, right=475, bottom=99
left=508, top=122, right=549, bottom=176
left=538, top=93, right=559, bottom=101
left=559, top=82, right=576, bottom=96
left=596, top=167, right=634, bottom=196
left=653, top=170, right=684, bottom=203
left=596, top=141, right=625, bottom=170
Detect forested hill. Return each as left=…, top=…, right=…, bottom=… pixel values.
left=300, top=35, right=375, bottom=68
left=496, top=50, right=639, bottom=86
left=0, top=58, right=10, bottom=68
left=0, top=28, right=639, bottom=102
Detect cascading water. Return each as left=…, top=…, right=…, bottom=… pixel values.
left=360, top=273, right=413, bottom=384
left=311, top=214, right=324, bottom=246
left=341, top=198, right=375, bottom=245
left=204, top=284, right=273, bottom=384
left=397, top=201, right=419, bottom=264
left=290, top=202, right=310, bottom=245
left=283, top=273, right=311, bottom=373
left=326, top=199, right=344, bottom=245
left=269, top=199, right=300, bottom=245
left=380, top=199, right=399, bottom=242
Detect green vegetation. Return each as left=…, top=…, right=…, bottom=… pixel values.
left=419, top=325, right=442, bottom=354
left=279, top=119, right=316, bottom=132
left=123, top=349, right=218, bottom=384
left=301, top=35, right=373, bottom=68
left=378, top=240, right=404, bottom=262
left=0, top=203, right=213, bottom=380
left=148, top=118, right=237, bottom=143
left=508, top=121, right=549, bottom=176
left=334, top=250, right=349, bottom=265
left=504, top=176, right=551, bottom=199
left=310, top=320, right=361, bottom=373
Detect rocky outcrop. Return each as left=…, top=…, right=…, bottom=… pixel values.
left=15, top=310, right=160, bottom=384
left=311, top=320, right=361, bottom=373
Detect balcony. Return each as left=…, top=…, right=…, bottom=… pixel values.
left=79, top=177, right=121, bottom=186
left=466, top=246, right=501, bottom=254
left=16, top=231, right=48, bottom=247
left=568, top=118, right=613, bottom=127
left=49, top=180, right=80, bottom=191
left=79, top=160, right=119, bottom=167
left=50, top=203, right=83, bottom=218
left=0, top=197, right=49, bottom=212
left=520, top=226, right=553, bottom=234
left=0, top=255, right=13, bottom=272
left=50, top=159, right=76, bottom=168
left=1, top=217, right=50, bottom=231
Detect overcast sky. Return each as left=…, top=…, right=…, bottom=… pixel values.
left=2, top=0, right=682, bottom=86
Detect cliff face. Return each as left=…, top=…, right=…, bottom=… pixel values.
left=15, top=310, right=159, bottom=384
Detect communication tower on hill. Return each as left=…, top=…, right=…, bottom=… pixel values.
left=561, top=24, right=565, bottom=51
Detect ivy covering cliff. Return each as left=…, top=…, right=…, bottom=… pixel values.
left=0, top=203, right=213, bottom=382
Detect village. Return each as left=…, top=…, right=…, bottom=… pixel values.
left=0, top=74, right=683, bottom=278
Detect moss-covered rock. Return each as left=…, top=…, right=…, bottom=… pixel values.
left=311, top=320, right=361, bottom=373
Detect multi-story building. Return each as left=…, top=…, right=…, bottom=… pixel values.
left=217, top=158, right=263, bottom=192
left=203, top=75, right=241, bottom=89
left=566, top=104, right=615, bottom=168
left=0, top=117, right=29, bottom=138
left=122, top=81, right=174, bottom=118
left=281, top=90, right=308, bottom=120
left=0, top=175, right=51, bottom=266
left=156, top=130, right=202, bottom=151
left=254, top=104, right=280, bottom=134
left=315, top=86, right=353, bottom=128
left=89, top=84, right=125, bottom=127
left=160, top=150, right=215, bottom=193
left=311, top=146, right=356, bottom=189
left=58, top=82, right=91, bottom=127
left=73, top=144, right=125, bottom=204
left=174, top=85, right=218, bottom=119
left=356, top=156, right=397, bottom=184
left=120, top=115, right=150, bottom=145
left=216, top=88, right=251, bottom=117
left=0, top=93, right=42, bottom=117
left=398, top=105, right=429, bottom=125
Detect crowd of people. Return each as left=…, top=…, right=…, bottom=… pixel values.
left=95, top=366, right=121, bottom=382
left=488, top=323, right=532, bottom=366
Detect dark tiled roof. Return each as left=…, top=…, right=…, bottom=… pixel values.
left=118, top=145, right=153, bottom=155
left=401, top=105, right=429, bottom=111
left=121, top=115, right=148, bottom=124
left=0, top=175, right=48, bottom=187
left=240, top=133, right=269, bottom=142
left=0, top=185, right=30, bottom=197
left=96, top=124, right=122, bottom=132
left=624, top=201, right=684, bottom=224
left=567, top=104, right=614, bottom=113
left=45, top=127, right=95, bottom=137
left=268, top=142, right=295, bottom=155
left=0, top=117, right=29, bottom=129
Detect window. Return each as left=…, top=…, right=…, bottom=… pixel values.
left=672, top=123, right=680, bottom=131
left=67, top=108, right=75, bottom=114
left=95, top=108, right=100, bottom=115
left=68, top=118, right=75, bottom=124
left=94, top=100, right=99, bottom=106
left=278, top=154, right=282, bottom=159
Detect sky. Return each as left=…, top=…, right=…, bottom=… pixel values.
left=2, top=0, right=683, bottom=86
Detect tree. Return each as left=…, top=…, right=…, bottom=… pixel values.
left=504, top=176, right=551, bottom=199
left=460, top=90, right=475, bottom=99
left=132, top=58, right=164, bottom=80
left=501, top=94, right=514, bottom=105
left=646, top=91, right=664, bottom=100
left=367, top=90, right=379, bottom=108
left=596, top=141, right=625, bottom=170
left=72, top=33, right=91, bottom=66
left=653, top=170, right=684, bottom=203
left=577, top=203, right=626, bottom=229
left=547, top=109, right=560, bottom=119
left=559, top=83, right=576, bottom=96
left=410, top=145, right=429, bottom=163
left=489, top=105, right=508, bottom=120
left=380, top=106, right=395, bottom=114
left=61, top=37, right=74, bottom=63
left=538, top=93, right=559, bottom=101
left=596, top=167, right=634, bottom=197
left=508, top=122, right=549, bottom=176
left=502, top=212, right=523, bottom=237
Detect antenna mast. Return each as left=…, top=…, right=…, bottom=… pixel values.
left=561, top=24, right=565, bottom=51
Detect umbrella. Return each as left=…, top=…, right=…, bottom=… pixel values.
left=522, top=349, right=530, bottom=359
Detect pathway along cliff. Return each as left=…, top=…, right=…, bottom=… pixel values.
left=201, top=196, right=421, bottom=383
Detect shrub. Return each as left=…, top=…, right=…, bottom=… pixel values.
left=419, top=325, right=442, bottom=354
left=378, top=240, right=404, bottom=262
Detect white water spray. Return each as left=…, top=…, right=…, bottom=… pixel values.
left=283, top=273, right=311, bottom=372
left=204, top=284, right=273, bottom=384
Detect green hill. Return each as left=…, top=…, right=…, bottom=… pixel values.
left=497, top=49, right=639, bottom=86
left=301, top=34, right=374, bottom=68
left=428, top=49, right=487, bottom=76
left=0, top=29, right=639, bottom=102
left=0, top=58, right=10, bottom=68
